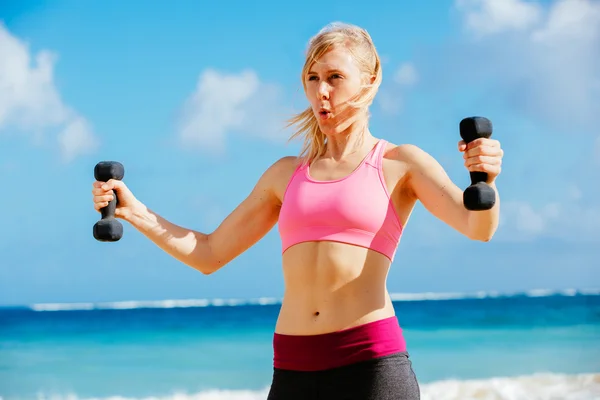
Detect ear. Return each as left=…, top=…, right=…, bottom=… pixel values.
left=362, top=73, right=376, bottom=86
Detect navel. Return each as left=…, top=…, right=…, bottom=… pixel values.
left=314, top=311, right=320, bottom=317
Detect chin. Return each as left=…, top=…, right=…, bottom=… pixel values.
left=320, top=125, right=346, bottom=137
left=316, top=119, right=334, bottom=132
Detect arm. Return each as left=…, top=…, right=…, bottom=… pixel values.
left=400, top=144, right=500, bottom=241
left=125, top=157, right=289, bottom=274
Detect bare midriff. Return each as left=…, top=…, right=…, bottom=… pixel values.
left=274, top=240, right=396, bottom=336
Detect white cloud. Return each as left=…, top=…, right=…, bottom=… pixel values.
left=498, top=183, right=600, bottom=243
left=531, top=0, right=600, bottom=44
left=497, top=200, right=599, bottom=242
left=394, top=63, right=419, bottom=86
left=499, top=201, right=560, bottom=237
left=177, top=69, right=290, bottom=154
left=377, top=62, right=418, bottom=115
left=377, top=91, right=404, bottom=115
left=456, top=0, right=543, bottom=36
left=567, top=184, right=583, bottom=201
left=450, top=0, right=600, bottom=133
left=0, top=23, right=98, bottom=162
left=57, top=116, right=99, bottom=163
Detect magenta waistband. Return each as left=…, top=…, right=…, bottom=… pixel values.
left=272, top=316, right=406, bottom=372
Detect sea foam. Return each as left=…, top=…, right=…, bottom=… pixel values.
left=25, top=288, right=600, bottom=312
left=25, top=373, right=600, bottom=400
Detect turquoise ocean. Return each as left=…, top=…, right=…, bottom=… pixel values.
left=2, top=289, right=600, bottom=400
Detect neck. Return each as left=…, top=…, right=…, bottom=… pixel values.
left=323, top=119, right=376, bottom=161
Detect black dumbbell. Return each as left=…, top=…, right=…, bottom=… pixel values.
left=459, top=117, right=496, bottom=211
left=93, top=161, right=125, bottom=242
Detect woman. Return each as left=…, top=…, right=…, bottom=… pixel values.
left=92, top=22, right=503, bottom=400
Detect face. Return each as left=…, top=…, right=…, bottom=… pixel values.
left=304, top=45, right=371, bottom=135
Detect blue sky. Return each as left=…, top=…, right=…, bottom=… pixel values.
left=1, top=0, right=599, bottom=306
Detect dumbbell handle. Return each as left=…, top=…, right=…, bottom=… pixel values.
left=94, top=161, right=125, bottom=242
left=100, top=188, right=118, bottom=220
left=460, top=119, right=490, bottom=185
left=468, top=166, right=490, bottom=186
left=459, top=117, right=496, bottom=211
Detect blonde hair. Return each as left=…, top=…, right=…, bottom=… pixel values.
left=287, top=22, right=383, bottom=163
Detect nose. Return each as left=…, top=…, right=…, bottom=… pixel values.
left=317, top=81, right=329, bottom=100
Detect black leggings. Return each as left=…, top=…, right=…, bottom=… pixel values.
left=266, top=352, right=421, bottom=400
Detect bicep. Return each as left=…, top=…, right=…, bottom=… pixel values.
left=405, top=146, right=470, bottom=236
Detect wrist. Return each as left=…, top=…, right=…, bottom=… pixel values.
left=120, top=200, right=147, bottom=224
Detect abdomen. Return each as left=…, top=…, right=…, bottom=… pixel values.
left=276, top=241, right=395, bottom=335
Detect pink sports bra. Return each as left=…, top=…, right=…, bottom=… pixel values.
left=278, top=139, right=404, bottom=261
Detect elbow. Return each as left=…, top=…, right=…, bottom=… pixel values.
left=197, top=265, right=215, bottom=275
left=192, top=261, right=220, bottom=275
left=205, top=262, right=226, bottom=275
left=192, top=258, right=227, bottom=275
left=185, top=249, right=218, bottom=274
left=466, top=234, right=492, bottom=242
left=467, top=230, right=495, bottom=242
left=190, top=233, right=223, bottom=275
left=476, top=235, right=493, bottom=242
left=465, top=215, right=498, bottom=242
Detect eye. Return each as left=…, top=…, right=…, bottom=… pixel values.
left=307, top=75, right=318, bottom=81
left=330, top=74, right=342, bottom=79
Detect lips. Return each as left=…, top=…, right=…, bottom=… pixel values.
left=318, top=110, right=331, bottom=120
left=318, top=107, right=332, bottom=118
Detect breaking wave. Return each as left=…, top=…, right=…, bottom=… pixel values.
left=22, top=373, right=600, bottom=400
left=23, top=288, right=600, bottom=312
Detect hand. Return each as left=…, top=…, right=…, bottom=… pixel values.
left=92, top=179, right=141, bottom=220
left=459, top=138, right=503, bottom=183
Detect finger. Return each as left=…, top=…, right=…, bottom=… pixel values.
left=467, top=163, right=501, bottom=175
left=465, top=138, right=485, bottom=149
left=463, top=146, right=498, bottom=158
left=92, top=187, right=114, bottom=196
left=464, top=145, right=503, bottom=158
left=466, top=138, right=500, bottom=149
left=464, top=155, right=502, bottom=168
left=101, top=179, right=122, bottom=191
left=94, top=194, right=114, bottom=204
left=94, top=201, right=110, bottom=211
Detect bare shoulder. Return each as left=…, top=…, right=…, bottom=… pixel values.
left=263, top=155, right=300, bottom=182
left=387, top=141, right=460, bottom=202
left=268, top=155, right=300, bottom=174
left=380, top=142, right=443, bottom=197
left=385, top=142, right=444, bottom=178
left=260, top=155, right=301, bottom=203
left=385, top=142, right=433, bottom=165
left=381, top=141, right=437, bottom=173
